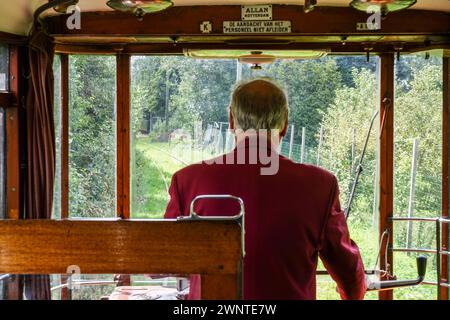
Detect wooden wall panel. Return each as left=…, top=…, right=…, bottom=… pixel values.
left=5, top=46, right=20, bottom=220
left=0, top=220, right=242, bottom=276
left=46, top=7, right=450, bottom=37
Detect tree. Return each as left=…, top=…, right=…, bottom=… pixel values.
left=69, top=55, right=116, bottom=217
left=257, top=58, right=343, bottom=146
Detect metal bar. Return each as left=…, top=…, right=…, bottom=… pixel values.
left=317, top=125, right=323, bottom=166
left=437, top=219, right=442, bottom=299
left=345, top=110, right=380, bottom=220
left=441, top=218, right=450, bottom=224
left=390, top=248, right=450, bottom=256
left=422, top=281, right=450, bottom=288
left=51, top=280, right=118, bottom=291
left=391, top=217, right=450, bottom=224
left=288, top=124, right=294, bottom=159
left=0, top=274, right=11, bottom=282
left=391, top=248, right=437, bottom=254
left=406, top=138, right=419, bottom=250
left=391, top=217, right=438, bottom=222
left=316, top=270, right=379, bottom=276
left=300, top=127, right=305, bottom=163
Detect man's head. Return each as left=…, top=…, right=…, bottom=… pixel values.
left=229, top=78, right=289, bottom=139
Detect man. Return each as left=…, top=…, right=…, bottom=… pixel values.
left=165, top=79, right=366, bottom=300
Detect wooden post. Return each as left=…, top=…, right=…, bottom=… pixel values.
left=288, top=124, right=295, bottom=159
left=116, top=54, right=131, bottom=220
left=5, top=46, right=20, bottom=220
left=442, top=57, right=449, bottom=300
left=406, top=138, right=419, bottom=251
left=317, top=125, right=323, bottom=166
left=351, top=128, right=356, bottom=174
left=5, top=45, right=23, bottom=300
left=378, top=53, right=395, bottom=300
left=300, top=127, right=306, bottom=163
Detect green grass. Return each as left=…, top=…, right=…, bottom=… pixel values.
left=131, top=139, right=185, bottom=218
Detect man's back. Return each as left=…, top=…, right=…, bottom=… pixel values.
left=165, top=141, right=366, bottom=300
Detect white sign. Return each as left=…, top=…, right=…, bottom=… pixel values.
left=200, top=21, right=212, bottom=34
left=241, top=5, right=272, bottom=21
left=223, top=21, right=291, bottom=34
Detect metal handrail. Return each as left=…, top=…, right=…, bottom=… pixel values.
left=0, top=274, right=11, bottom=282
left=390, top=215, right=449, bottom=299
left=178, top=194, right=246, bottom=257
left=391, top=216, right=450, bottom=223
left=50, top=279, right=180, bottom=292
left=51, top=280, right=117, bottom=291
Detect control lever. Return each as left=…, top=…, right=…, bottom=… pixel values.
left=367, top=256, right=427, bottom=291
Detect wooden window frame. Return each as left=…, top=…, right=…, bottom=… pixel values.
left=442, top=57, right=450, bottom=300
left=0, top=41, right=24, bottom=301
left=57, top=53, right=130, bottom=220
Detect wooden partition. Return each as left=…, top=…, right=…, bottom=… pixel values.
left=0, top=220, right=243, bottom=300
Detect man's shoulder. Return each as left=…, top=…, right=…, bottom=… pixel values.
left=172, top=155, right=224, bottom=179
left=280, top=156, right=337, bottom=183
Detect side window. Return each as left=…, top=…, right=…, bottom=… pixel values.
left=53, top=55, right=61, bottom=219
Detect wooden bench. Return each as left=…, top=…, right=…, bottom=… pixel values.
left=0, top=219, right=243, bottom=299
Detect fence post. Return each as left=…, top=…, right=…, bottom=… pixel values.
left=317, top=125, right=323, bottom=166
left=406, top=138, right=420, bottom=251
left=351, top=128, right=356, bottom=174
left=300, top=127, right=306, bottom=163
left=236, top=60, right=242, bottom=82
left=288, top=125, right=295, bottom=159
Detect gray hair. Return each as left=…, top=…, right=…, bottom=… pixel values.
left=230, top=78, right=289, bottom=132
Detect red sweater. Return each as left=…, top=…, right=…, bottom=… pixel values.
left=165, top=139, right=366, bottom=300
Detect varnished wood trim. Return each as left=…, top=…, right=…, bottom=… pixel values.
left=46, top=7, right=450, bottom=38
left=60, top=54, right=69, bottom=219
left=6, top=46, right=20, bottom=220
left=0, top=220, right=241, bottom=276
left=378, top=53, right=395, bottom=300
left=116, top=54, right=131, bottom=219
left=0, top=31, right=27, bottom=45
left=202, top=274, right=239, bottom=300
left=442, top=57, right=450, bottom=300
